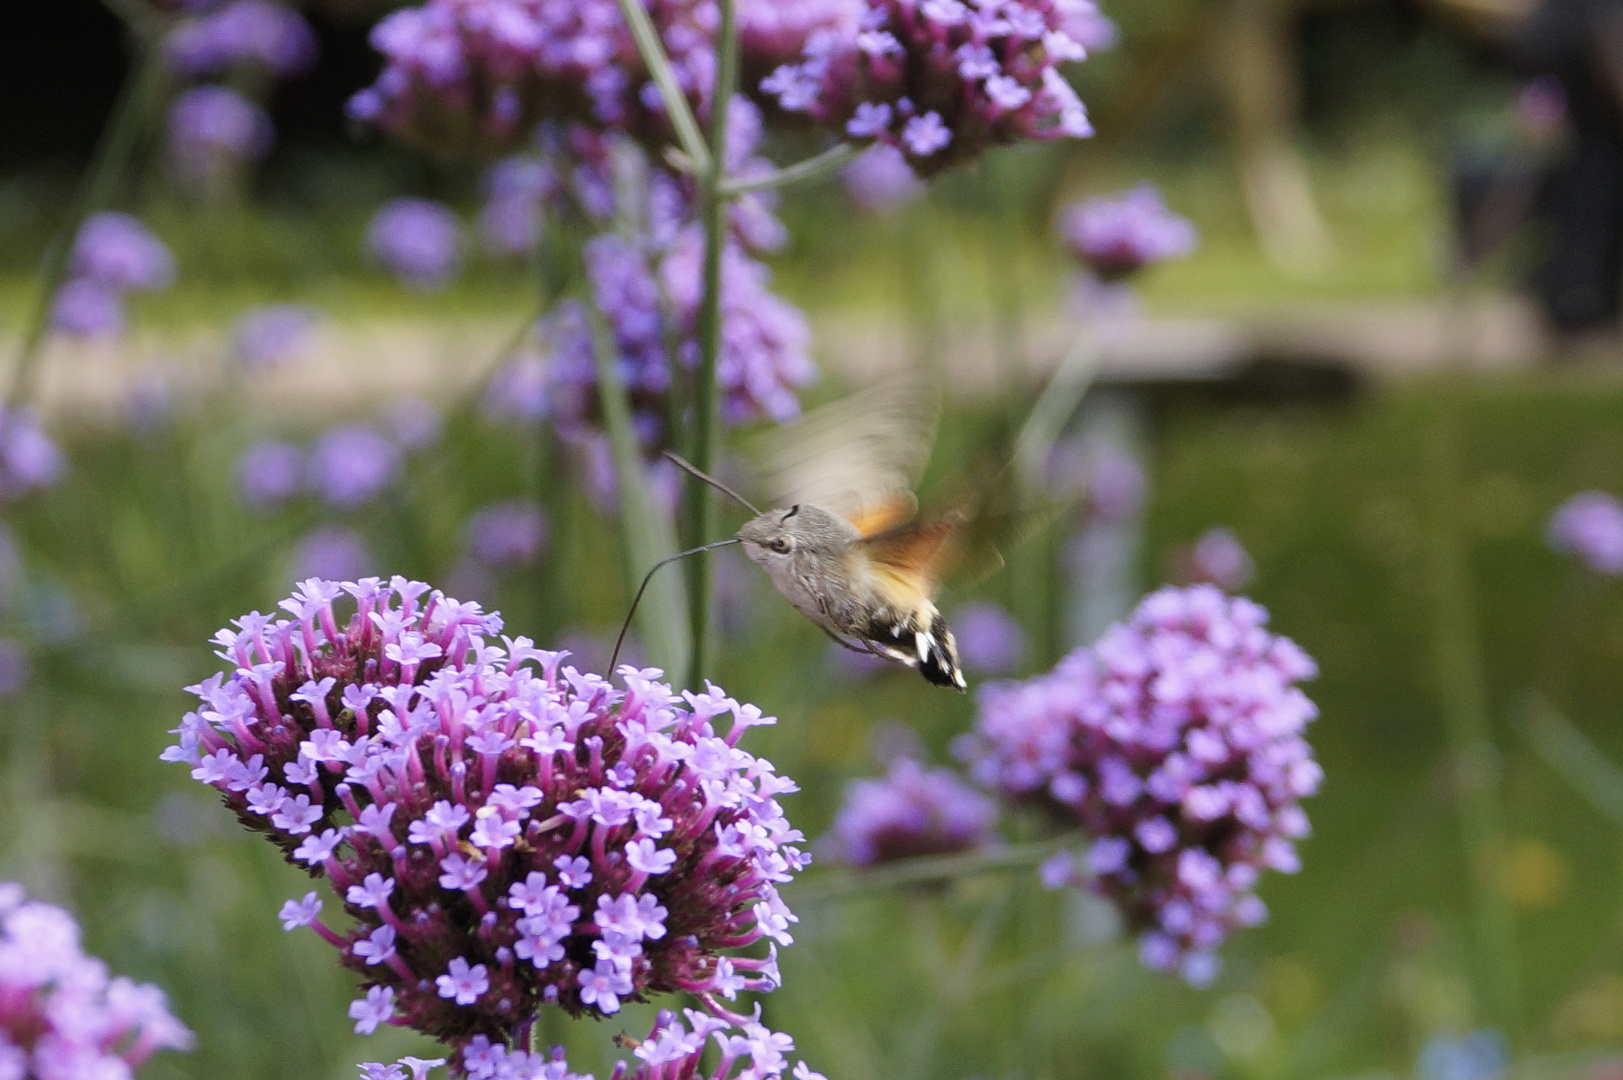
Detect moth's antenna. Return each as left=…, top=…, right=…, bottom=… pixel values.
left=662, top=451, right=763, bottom=516
left=610, top=537, right=743, bottom=675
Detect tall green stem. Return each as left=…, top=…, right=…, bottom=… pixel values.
left=7, top=22, right=169, bottom=407
left=680, top=0, right=738, bottom=690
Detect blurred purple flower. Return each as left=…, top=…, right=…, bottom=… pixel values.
left=50, top=278, right=125, bottom=338
left=1549, top=491, right=1623, bottom=574
left=365, top=199, right=465, bottom=291
left=167, top=577, right=809, bottom=1063
left=0, top=884, right=193, bottom=1071
left=1058, top=185, right=1197, bottom=280
left=463, top=499, right=548, bottom=568
left=69, top=212, right=175, bottom=293
left=478, top=155, right=557, bottom=257
left=0, top=640, right=28, bottom=697
left=1045, top=442, right=1149, bottom=524
left=1417, top=1030, right=1508, bottom=1080
left=231, top=304, right=318, bottom=370
left=308, top=424, right=402, bottom=509
left=235, top=439, right=306, bottom=508
left=0, top=410, right=65, bottom=500
left=168, top=85, right=274, bottom=178
left=384, top=397, right=442, bottom=450
left=126, top=372, right=176, bottom=433
left=167, top=0, right=318, bottom=77
left=950, top=602, right=1027, bottom=676
left=762, top=0, right=1096, bottom=177
left=289, top=526, right=375, bottom=582
left=825, top=638, right=892, bottom=680
left=1517, top=76, right=1567, bottom=139
left=1063, top=3, right=1120, bottom=52
left=1186, top=528, right=1254, bottom=592
left=958, top=585, right=1320, bottom=984
left=829, top=757, right=997, bottom=867
left=841, top=143, right=922, bottom=214
left=480, top=353, right=548, bottom=424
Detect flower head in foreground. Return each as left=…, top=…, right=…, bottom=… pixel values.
left=464, top=500, right=548, bottom=568
left=167, top=0, right=318, bottom=77
left=1548, top=491, right=1623, bottom=575
left=166, top=577, right=808, bottom=1065
left=829, top=757, right=997, bottom=866
left=366, top=199, right=466, bottom=292
left=763, top=0, right=1097, bottom=176
left=1058, top=184, right=1197, bottom=280
left=168, top=84, right=274, bottom=180
left=0, top=883, right=194, bottom=1074
left=958, top=585, right=1320, bottom=984
left=0, top=409, right=65, bottom=500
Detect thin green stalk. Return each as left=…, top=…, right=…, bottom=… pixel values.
left=787, top=838, right=1070, bottom=905
left=720, top=142, right=862, bottom=196
left=680, top=0, right=738, bottom=690
left=611, top=0, right=712, bottom=177
left=1420, top=388, right=1523, bottom=1040
left=586, top=310, right=690, bottom=678
left=8, top=28, right=170, bottom=407
left=1520, top=693, right=1623, bottom=830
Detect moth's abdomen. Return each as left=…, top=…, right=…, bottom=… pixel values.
left=862, top=608, right=967, bottom=693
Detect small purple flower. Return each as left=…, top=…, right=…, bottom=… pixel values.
left=0, top=885, right=194, bottom=1073
left=463, top=499, right=548, bottom=568
left=168, top=85, right=274, bottom=179
left=841, top=143, right=922, bottom=213
left=50, top=278, right=125, bottom=338
left=0, top=409, right=65, bottom=500
left=949, top=602, right=1027, bottom=675
left=167, top=0, right=318, bottom=76
left=0, top=640, right=29, bottom=697
left=289, top=527, right=375, bottom=583
left=384, top=398, right=442, bottom=450
left=1549, top=492, right=1623, bottom=575
left=365, top=199, right=465, bottom=291
left=349, top=985, right=397, bottom=1035
left=828, top=757, right=997, bottom=866
left=1185, top=527, right=1254, bottom=591
left=231, top=304, right=318, bottom=370
left=307, top=424, right=402, bottom=508
left=69, top=212, right=175, bottom=293
left=235, top=439, right=306, bottom=508
left=1058, top=185, right=1197, bottom=280
left=959, top=585, right=1320, bottom=983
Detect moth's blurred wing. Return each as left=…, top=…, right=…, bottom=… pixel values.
left=858, top=511, right=967, bottom=601
left=751, top=376, right=939, bottom=524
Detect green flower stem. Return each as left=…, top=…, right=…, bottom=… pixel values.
left=611, top=0, right=712, bottom=178
left=587, top=309, right=691, bottom=678
left=720, top=142, right=863, bottom=196
left=1420, top=389, right=1523, bottom=1040
left=1520, top=693, right=1623, bottom=829
left=679, top=0, right=738, bottom=690
left=786, top=838, right=1071, bottom=906
left=7, top=18, right=170, bottom=408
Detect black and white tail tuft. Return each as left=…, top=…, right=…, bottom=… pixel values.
left=917, top=612, right=966, bottom=692
left=860, top=610, right=967, bottom=691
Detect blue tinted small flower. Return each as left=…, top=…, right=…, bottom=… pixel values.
left=1058, top=185, right=1197, bottom=280
left=464, top=499, right=547, bottom=568
left=235, top=439, right=305, bottom=507
left=0, top=885, right=193, bottom=1073
left=70, top=212, right=175, bottom=293
left=1417, top=1030, right=1508, bottom=1080
left=365, top=199, right=465, bottom=291
left=1549, top=491, right=1623, bottom=575
left=308, top=424, right=401, bottom=508
left=167, top=0, right=318, bottom=76
left=949, top=602, right=1027, bottom=675
left=829, top=757, right=997, bottom=866
left=168, top=85, right=274, bottom=179
left=232, top=304, right=318, bottom=370
left=50, top=278, right=125, bottom=338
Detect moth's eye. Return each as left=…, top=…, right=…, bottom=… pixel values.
left=769, top=537, right=793, bottom=554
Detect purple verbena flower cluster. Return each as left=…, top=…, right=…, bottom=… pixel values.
left=167, top=0, right=318, bottom=77
left=165, top=577, right=808, bottom=1068
left=1057, top=184, right=1196, bottom=280
left=828, top=757, right=997, bottom=866
left=1548, top=491, right=1623, bottom=575
left=52, top=212, right=175, bottom=339
left=367, top=199, right=467, bottom=291
left=232, top=303, right=321, bottom=370
left=234, top=423, right=405, bottom=511
left=168, top=84, right=275, bottom=181
left=958, top=585, right=1320, bottom=984
left=1184, top=528, right=1254, bottom=592
left=0, top=409, right=65, bottom=500
left=762, top=0, right=1098, bottom=176
left=464, top=500, right=549, bottom=569
left=0, top=883, right=194, bottom=1075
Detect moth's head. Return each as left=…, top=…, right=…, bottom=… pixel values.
left=737, top=504, right=853, bottom=568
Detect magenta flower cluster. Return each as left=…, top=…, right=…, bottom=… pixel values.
left=762, top=0, right=1097, bottom=176
left=1548, top=491, right=1623, bottom=575
left=957, top=585, right=1321, bottom=984
left=51, top=212, right=175, bottom=339
left=0, top=883, right=194, bottom=1076
left=828, top=757, right=997, bottom=867
left=164, top=577, right=808, bottom=1067
left=1057, top=184, right=1197, bottom=280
